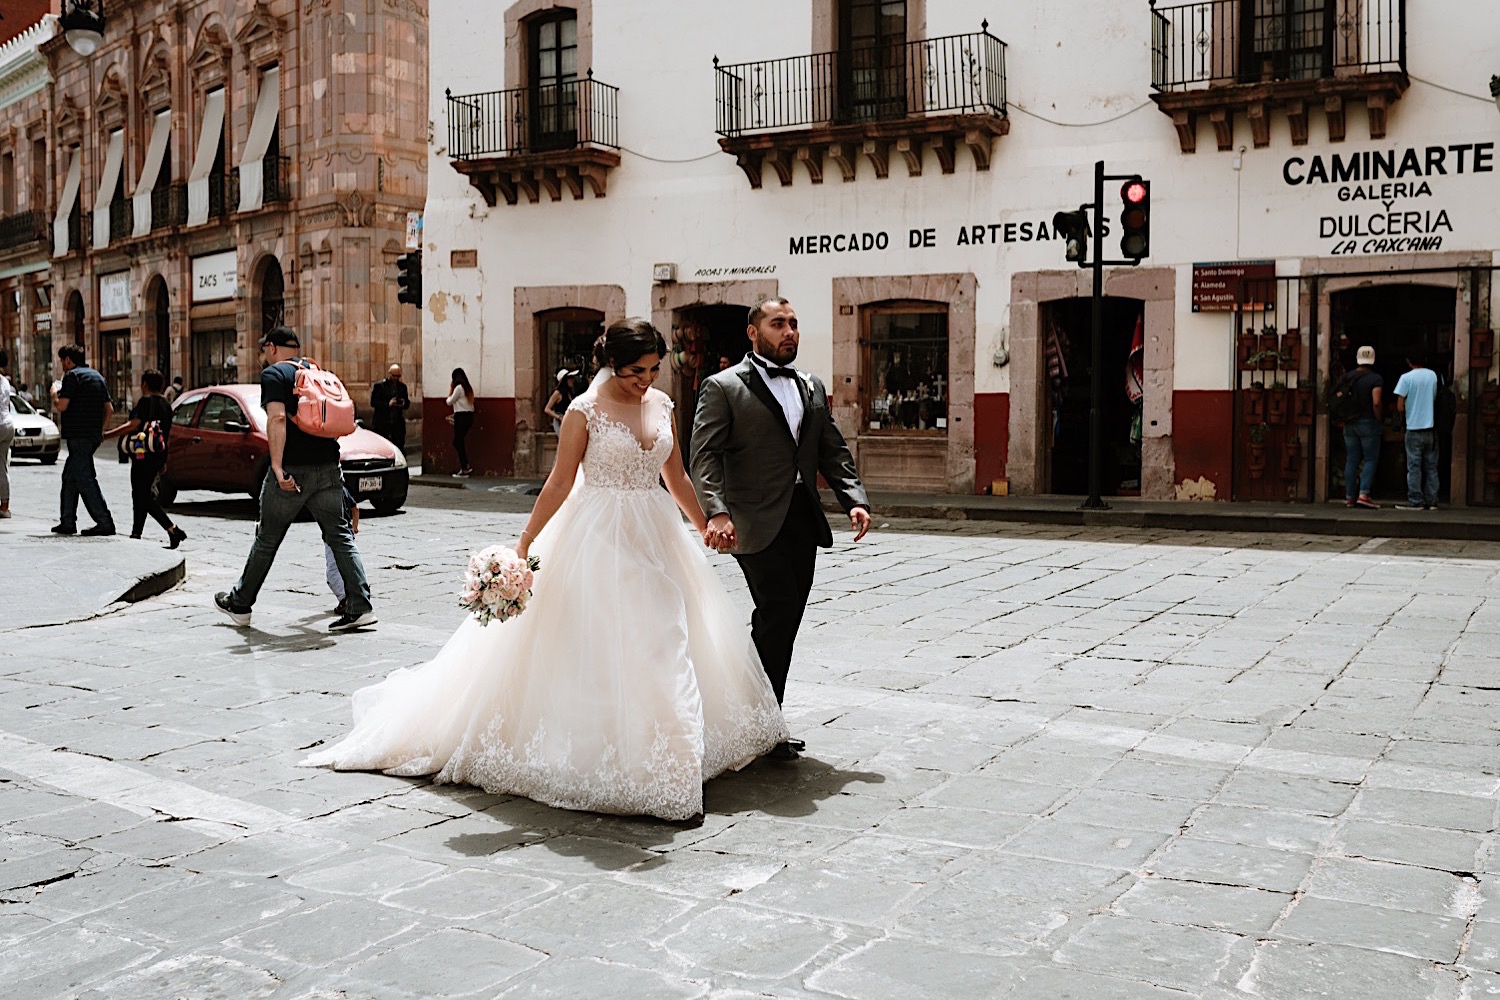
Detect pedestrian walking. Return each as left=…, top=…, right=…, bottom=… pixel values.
left=1339, top=345, right=1384, bottom=509
left=100, top=369, right=186, bottom=547
left=214, top=326, right=376, bottom=631
left=0, top=351, right=13, bottom=519
left=324, top=485, right=362, bottom=616
left=542, top=368, right=578, bottom=434
left=446, top=367, right=475, bottom=477
left=50, top=345, right=116, bottom=537
left=163, top=376, right=183, bottom=404
left=690, top=296, right=872, bottom=761
left=1393, top=353, right=1440, bottom=510
left=369, top=364, right=410, bottom=449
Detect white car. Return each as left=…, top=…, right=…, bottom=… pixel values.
left=9, top=395, right=60, bottom=464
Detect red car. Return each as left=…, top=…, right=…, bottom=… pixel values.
left=157, top=384, right=409, bottom=513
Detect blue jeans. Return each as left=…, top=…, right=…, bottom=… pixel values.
left=228, top=462, right=371, bottom=614
left=60, top=437, right=114, bottom=530
left=1404, top=429, right=1440, bottom=507
left=1342, top=418, right=1382, bottom=499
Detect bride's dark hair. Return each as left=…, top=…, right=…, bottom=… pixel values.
left=593, top=318, right=667, bottom=372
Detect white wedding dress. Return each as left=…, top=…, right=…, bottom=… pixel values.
left=302, top=389, right=786, bottom=820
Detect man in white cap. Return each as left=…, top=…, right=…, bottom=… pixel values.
left=543, top=368, right=579, bottom=434
left=1341, top=346, right=1383, bottom=509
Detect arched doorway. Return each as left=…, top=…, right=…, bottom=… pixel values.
left=1328, top=284, right=1456, bottom=503
left=1040, top=296, right=1146, bottom=496
left=259, top=256, right=285, bottom=338
left=146, top=275, right=170, bottom=377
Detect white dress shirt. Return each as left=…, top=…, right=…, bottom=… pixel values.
left=750, top=353, right=804, bottom=441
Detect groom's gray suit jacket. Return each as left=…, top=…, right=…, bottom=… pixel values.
left=690, top=356, right=869, bottom=556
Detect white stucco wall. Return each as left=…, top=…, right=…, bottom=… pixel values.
left=421, top=0, right=1500, bottom=403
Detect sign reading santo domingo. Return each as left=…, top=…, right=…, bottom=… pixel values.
left=1270, top=140, right=1495, bottom=257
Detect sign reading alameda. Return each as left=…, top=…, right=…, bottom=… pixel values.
left=1279, top=141, right=1493, bottom=257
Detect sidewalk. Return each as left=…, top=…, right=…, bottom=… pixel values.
left=410, top=470, right=1500, bottom=541
left=0, top=508, right=185, bottom=628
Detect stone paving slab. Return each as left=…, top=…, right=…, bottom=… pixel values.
left=3, top=457, right=1500, bottom=996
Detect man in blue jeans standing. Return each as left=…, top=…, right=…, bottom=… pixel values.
left=216, top=326, right=376, bottom=631
left=50, top=345, right=116, bottom=536
left=1393, top=353, right=1440, bottom=510
left=1341, top=345, right=1384, bottom=509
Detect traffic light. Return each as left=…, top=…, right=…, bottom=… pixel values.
left=1052, top=209, right=1091, bottom=265
left=1119, top=177, right=1150, bottom=261
left=396, top=250, right=422, bottom=306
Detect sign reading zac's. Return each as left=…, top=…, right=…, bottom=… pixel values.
left=1282, top=142, right=1493, bottom=256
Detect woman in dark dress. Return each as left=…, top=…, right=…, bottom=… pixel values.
left=103, top=369, right=186, bottom=547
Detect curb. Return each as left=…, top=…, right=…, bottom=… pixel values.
left=117, top=558, right=187, bottom=604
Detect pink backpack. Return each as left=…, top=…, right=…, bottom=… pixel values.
left=289, top=360, right=356, bottom=438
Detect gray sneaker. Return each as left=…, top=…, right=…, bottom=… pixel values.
left=330, top=611, right=377, bottom=632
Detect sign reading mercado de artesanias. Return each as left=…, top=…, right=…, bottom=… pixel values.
left=1242, top=136, right=1497, bottom=259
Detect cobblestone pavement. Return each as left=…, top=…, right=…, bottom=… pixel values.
left=3, top=457, right=1500, bottom=998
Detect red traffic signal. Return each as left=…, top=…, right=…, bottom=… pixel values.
left=1118, top=177, right=1150, bottom=261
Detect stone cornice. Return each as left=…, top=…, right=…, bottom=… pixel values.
left=0, top=16, right=57, bottom=113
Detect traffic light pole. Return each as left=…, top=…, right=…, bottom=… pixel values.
left=1085, top=159, right=1108, bottom=510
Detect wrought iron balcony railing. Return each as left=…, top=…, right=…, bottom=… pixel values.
left=446, top=74, right=620, bottom=159
left=1150, top=0, right=1405, bottom=92
left=207, top=171, right=233, bottom=220
left=263, top=154, right=292, bottom=204
left=0, top=209, right=47, bottom=251
left=108, top=197, right=131, bottom=243
left=151, top=183, right=187, bottom=230
left=714, top=27, right=1007, bottom=138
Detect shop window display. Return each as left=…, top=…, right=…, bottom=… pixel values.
left=865, top=309, right=947, bottom=433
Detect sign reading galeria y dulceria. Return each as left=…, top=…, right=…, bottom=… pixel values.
left=1246, top=138, right=1496, bottom=258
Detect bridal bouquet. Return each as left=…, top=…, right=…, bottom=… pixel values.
left=459, top=545, right=540, bottom=626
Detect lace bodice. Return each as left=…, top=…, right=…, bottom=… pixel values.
left=571, top=394, right=675, bottom=490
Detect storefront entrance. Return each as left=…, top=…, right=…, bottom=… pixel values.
left=671, top=303, right=749, bottom=458
left=1327, top=284, right=1456, bottom=503
left=1042, top=296, right=1145, bottom=496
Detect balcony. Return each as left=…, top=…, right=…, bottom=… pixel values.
left=445, top=74, right=621, bottom=206
left=207, top=171, right=234, bottom=221
left=263, top=155, right=292, bottom=205
left=1149, top=0, right=1408, bottom=153
left=151, top=183, right=188, bottom=231
left=108, top=198, right=132, bottom=244
left=713, top=25, right=1008, bottom=188
left=0, top=210, right=47, bottom=252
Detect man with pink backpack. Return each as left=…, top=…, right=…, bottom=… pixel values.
left=216, top=326, right=376, bottom=632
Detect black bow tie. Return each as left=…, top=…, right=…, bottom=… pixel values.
left=754, top=358, right=796, bottom=379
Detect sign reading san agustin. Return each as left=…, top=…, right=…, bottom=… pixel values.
left=1284, top=141, right=1493, bottom=255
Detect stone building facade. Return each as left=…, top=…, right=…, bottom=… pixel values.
left=0, top=0, right=427, bottom=430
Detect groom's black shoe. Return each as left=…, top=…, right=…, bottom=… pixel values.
left=766, top=741, right=801, bottom=762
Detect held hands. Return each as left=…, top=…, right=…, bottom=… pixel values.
left=703, top=513, right=737, bottom=554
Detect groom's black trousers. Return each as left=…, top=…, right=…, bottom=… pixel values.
left=734, top=489, right=821, bottom=705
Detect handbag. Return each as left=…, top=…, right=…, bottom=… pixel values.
left=124, top=419, right=167, bottom=460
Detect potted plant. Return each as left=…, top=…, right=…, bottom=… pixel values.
left=1244, top=380, right=1267, bottom=422
left=1267, top=380, right=1289, bottom=424
left=1294, top=383, right=1314, bottom=425
left=1258, top=325, right=1279, bottom=371
left=1280, top=329, right=1301, bottom=371
left=1237, top=327, right=1259, bottom=370
left=1247, top=421, right=1269, bottom=478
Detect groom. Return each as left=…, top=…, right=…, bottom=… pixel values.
left=690, top=297, right=871, bottom=760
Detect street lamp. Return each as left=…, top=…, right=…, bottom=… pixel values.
left=60, top=1, right=106, bottom=57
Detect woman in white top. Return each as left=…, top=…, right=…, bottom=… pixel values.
left=0, top=350, right=12, bottom=517
left=445, top=367, right=476, bottom=477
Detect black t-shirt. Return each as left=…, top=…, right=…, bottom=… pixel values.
left=261, top=360, right=341, bottom=466
left=1350, top=369, right=1384, bottom=420
left=130, top=395, right=173, bottom=432
left=58, top=365, right=111, bottom=438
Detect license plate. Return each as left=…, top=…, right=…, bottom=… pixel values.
left=358, top=476, right=383, bottom=493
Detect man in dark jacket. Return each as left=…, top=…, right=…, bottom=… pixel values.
left=369, top=364, right=410, bottom=449
left=50, top=345, right=115, bottom=536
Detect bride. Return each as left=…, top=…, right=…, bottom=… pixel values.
left=302, top=319, right=787, bottom=820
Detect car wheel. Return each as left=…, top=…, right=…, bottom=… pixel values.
left=371, top=498, right=405, bottom=515
left=40, top=454, right=58, bottom=465
left=154, top=477, right=178, bottom=505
